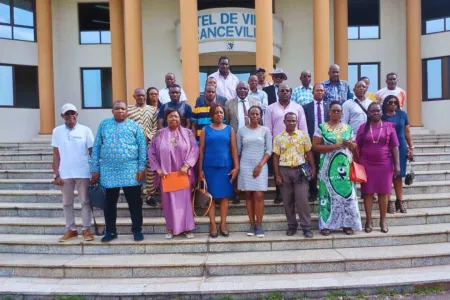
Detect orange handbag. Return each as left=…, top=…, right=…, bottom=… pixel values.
left=350, top=147, right=367, bottom=183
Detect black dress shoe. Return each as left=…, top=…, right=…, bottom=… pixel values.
left=286, top=228, right=297, bottom=236
left=308, top=194, right=318, bottom=203
left=146, top=197, right=158, bottom=207
left=219, top=230, right=229, bottom=237
left=210, top=232, right=218, bottom=238
left=303, top=229, right=314, bottom=238
left=274, top=194, right=282, bottom=204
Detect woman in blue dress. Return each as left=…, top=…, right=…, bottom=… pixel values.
left=199, top=104, right=239, bottom=238
left=382, top=95, right=415, bottom=214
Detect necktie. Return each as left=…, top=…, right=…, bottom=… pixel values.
left=242, top=100, right=249, bottom=125
left=317, top=102, right=322, bottom=125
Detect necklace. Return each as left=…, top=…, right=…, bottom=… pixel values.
left=370, top=121, right=383, bottom=143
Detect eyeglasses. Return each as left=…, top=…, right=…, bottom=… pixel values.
left=64, top=111, right=76, bottom=116
left=387, top=101, right=399, bottom=105
left=330, top=109, right=342, bottom=113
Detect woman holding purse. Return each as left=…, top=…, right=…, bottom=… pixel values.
left=199, top=104, right=239, bottom=238
left=312, top=101, right=362, bottom=236
left=149, top=109, right=199, bottom=239
left=356, top=102, right=400, bottom=233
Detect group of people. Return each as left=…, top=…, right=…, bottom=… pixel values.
left=52, top=55, right=414, bottom=243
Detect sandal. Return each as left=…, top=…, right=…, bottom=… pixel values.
left=343, top=227, right=354, bottom=235
left=387, top=201, right=395, bottom=214
left=364, top=220, right=373, bottom=233
left=395, top=199, right=407, bottom=213
left=320, top=229, right=330, bottom=236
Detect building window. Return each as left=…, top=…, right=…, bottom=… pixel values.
left=422, top=0, right=450, bottom=34
left=78, top=3, right=110, bottom=44
left=197, top=0, right=275, bottom=12
left=0, top=0, right=36, bottom=42
left=348, top=63, right=380, bottom=93
left=81, top=68, right=112, bottom=108
left=0, top=64, right=38, bottom=108
left=348, top=0, right=380, bottom=40
left=422, top=56, right=450, bottom=101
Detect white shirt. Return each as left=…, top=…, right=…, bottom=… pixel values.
left=342, top=98, right=372, bottom=138
left=274, top=85, right=279, bottom=102
left=237, top=97, right=250, bottom=129
left=159, top=87, right=188, bottom=104
left=209, top=70, right=239, bottom=100
left=313, top=100, right=325, bottom=134
left=51, top=123, right=94, bottom=179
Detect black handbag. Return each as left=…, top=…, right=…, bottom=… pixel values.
left=88, top=184, right=106, bottom=236
left=405, top=159, right=415, bottom=186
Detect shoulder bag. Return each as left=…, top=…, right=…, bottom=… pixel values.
left=354, top=99, right=368, bottom=116
left=88, top=183, right=106, bottom=236
left=350, top=146, right=367, bottom=183
left=192, top=179, right=213, bottom=217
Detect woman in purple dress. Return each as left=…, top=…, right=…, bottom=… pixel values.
left=149, top=109, right=199, bottom=239
left=356, top=103, right=400, bottom=234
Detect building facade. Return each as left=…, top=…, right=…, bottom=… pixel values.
left=0, top=0, right=449, bottom=142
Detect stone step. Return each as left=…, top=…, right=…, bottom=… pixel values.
left=0, top=179, right=447, bottom=196
left=1, top=242, right=450, bottom=278
left=1, top=160, right=449, bottom=173
left=0, top=168, right=449, bottom=182
left=0, top=192, right=449, bottom=218
left=0, top=207, right=448, bottom=235
left=1, top=264, right=450, bottom=298
left=414, top=152, right=450, bottom=161
left=0, top=223, right=448, bottom=255
left=0, top=152, right=52, bottom=161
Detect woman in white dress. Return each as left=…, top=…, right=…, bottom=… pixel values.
left=237, top=106, right=272, bottom=238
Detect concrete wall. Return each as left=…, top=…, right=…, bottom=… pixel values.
left=422, top=31, right=450, bottom=133
left=0, top=39, right=39, bottom=142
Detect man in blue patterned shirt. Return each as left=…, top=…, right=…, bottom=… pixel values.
left=291, top=71, right=313, bottom=105
left=321, top=64, right=352, bottom=104
left=91, top=100, right=147, bottom=243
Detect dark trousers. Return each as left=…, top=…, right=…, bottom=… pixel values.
left=308, top=151, right=320, bottom=197
left=279, top=167, right=312, bottom=230
left=269, top=155, right=281, bottom=197
left=104, top=185, right=143, bottom=234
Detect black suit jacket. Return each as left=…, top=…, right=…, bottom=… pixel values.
left=303, top=100, right=330, bottom=140
left=263, top=85, right=277, bottom=105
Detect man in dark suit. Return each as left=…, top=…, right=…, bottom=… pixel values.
left=303, top=83, right=329, bottom=202
left=263, top=68, right=287, bottom=106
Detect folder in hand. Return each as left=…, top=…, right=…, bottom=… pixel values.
left=161, top=171, right=190, bottom=193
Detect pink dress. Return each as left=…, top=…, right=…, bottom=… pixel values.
left=356, top=122, right=399, bottom=194
left=149, top=127, right=199, bottom=235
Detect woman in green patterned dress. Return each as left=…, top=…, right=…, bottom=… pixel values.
left=312, top=101, right=362, bottom=236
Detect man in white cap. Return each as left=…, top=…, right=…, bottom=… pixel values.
left=51, top=103, right=95, bottom=242
left=263, top=68, right=288, bottom=106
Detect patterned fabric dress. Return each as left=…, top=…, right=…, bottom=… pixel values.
left=91, top=118, right=147, bottom=188
left=314, top=123, right=362, bottom=231
left=128, top=105, right=158, bottom=199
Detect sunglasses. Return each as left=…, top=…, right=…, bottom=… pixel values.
left=387, top=101, right=399, bottom=105
left=330, top=109, right=342, bottom=113
left=64, top=111, right=76, bottom=116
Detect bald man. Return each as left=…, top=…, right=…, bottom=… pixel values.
left=321, top=64, right=351, bottom=104
left=292, top=71, right=313, bottom=105
left=127, top=88, right=158, bottom=206
left=159, top=73, right=188, bottom=104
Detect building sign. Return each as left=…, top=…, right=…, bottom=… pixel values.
left=197, top=12, right=256, bottom=40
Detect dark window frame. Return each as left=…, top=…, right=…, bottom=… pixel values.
left=77, top=2, right=111, bottom=45
left=422, top=56, right=450, bottom=102
left=80, top=67, right=113, bottom=109
left=0, top=0, right=37, bottom=42
left=0, top=62, right=39, bottom=108
left=422, top=16, right=450, bottom=35
left=348, top=0, right=381, bottom=40
left=348, top=62, right=381, bottom=91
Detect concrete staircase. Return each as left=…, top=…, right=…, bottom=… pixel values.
left=1, top=136, right=450, bottom=298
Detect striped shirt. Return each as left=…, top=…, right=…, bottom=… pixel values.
left=191, top=99, right=227, bottom=140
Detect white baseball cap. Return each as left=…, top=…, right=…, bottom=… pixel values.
left=61, top=103, right=78, bottom=114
